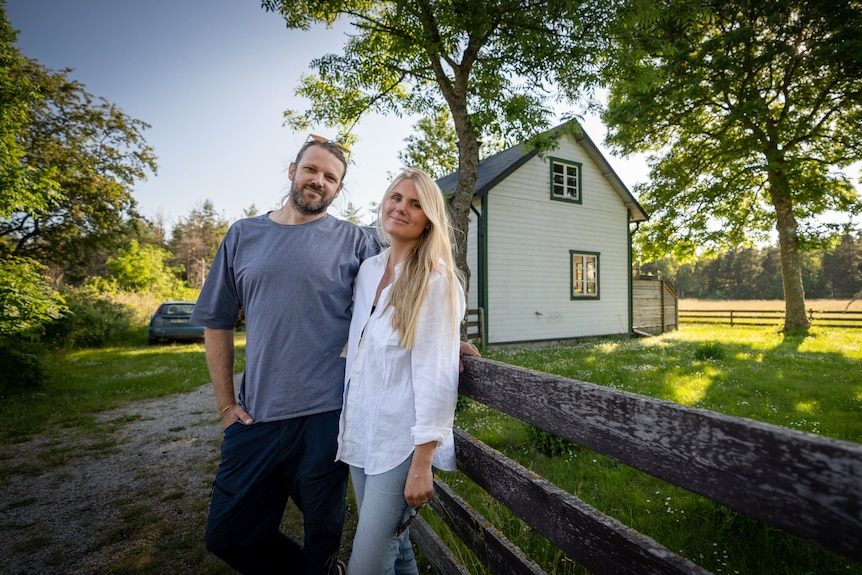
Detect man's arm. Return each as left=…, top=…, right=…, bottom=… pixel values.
left=205, top=327, right=253, bottom=427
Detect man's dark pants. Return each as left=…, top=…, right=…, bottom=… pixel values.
left=205, top=410, right=347, bottom=574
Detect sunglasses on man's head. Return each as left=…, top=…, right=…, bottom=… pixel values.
left=306, top=134, right=351, bottom=162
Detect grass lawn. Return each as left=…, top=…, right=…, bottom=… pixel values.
left=429, top=323, right=862, bottom=574
left=1, top=334, right=245, bottom=443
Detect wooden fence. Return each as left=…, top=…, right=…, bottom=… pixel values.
left=409, top=356, right=862, bottom=573
left=464, top=308, right=484, bottom=347
left=679, top=308, right=862, bottom=328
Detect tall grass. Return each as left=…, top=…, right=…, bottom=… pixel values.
left=427, top=324, right=862, bottom=574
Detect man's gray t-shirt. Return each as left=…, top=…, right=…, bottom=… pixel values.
left=192, top=213, right=380, bottom=423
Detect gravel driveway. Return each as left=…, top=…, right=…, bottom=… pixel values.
left=1, top=381, right=226, bottom=574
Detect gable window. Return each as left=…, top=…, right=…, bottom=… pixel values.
left=570, top=251, right=599, bottom=299
left=550, top=158, right=582, bottom=203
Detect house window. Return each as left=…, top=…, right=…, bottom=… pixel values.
left=571, top=251, right=599, bottom=299
left=550, top=158, right=582, bottom=203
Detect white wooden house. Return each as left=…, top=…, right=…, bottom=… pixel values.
left=437, top=123, right=649, bottom=345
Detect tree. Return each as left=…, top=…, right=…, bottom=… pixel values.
left=1, top=6, right=66, bottom=348
left=603, top=0, right=862, bottom=331
left=0, top=59, right=157, bottom=284
left=398, top=107, right=459, bottom=179
left=169, top=200, right=229, bottom=289
left=340, top=201, right=364, bottom=224
left=398, top=106, right=510, bottom=179
left=0, top=6, right=59, bottom=221
left=0, top=255, right=66, bottom=337
left=822, top=232, right=862, bottom=298
left=105, top=239, right=185, bottom=295
left=261, top=0, right=614, bottom=293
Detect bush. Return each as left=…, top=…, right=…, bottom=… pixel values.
left=527, top=425, right=575, bottom=457
left=0, top=337, right=47, bottom=394
left=694, top=341, right=726, bottom=361
left=43, top=288, right=137, bottom=349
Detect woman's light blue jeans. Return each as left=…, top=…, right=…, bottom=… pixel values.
left=348, top=456, right=419, bottom=575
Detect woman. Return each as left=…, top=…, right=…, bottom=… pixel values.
left=336, top=168, right=466, bottom=574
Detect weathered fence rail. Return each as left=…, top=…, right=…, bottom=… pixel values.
left=411, top=356, right=862, bottom=573
left=679, top=308, right=862, bottom=328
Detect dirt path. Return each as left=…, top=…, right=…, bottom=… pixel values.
left=0, top=382, right=226, bottom=574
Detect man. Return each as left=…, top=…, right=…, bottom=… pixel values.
left=192, top=135, right=378, bottom=574
left=193, top=135, right=478, bottom=574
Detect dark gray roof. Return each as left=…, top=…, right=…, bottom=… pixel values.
left=436, top=142, right=538, bottom=199
left=435, top=122, right=648, bottom=223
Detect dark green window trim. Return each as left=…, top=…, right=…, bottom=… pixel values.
left=570, top=250, right=600, bottom=299
left=550, top=157, right=582, bottom=204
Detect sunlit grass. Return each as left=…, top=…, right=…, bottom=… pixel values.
left=0, top=335, right=246, bottom=443
left=434, top=324, right=862, bottom=574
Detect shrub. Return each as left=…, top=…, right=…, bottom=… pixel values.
left=527, top=425, right=575, bottom=457
left=43, top=288, right=137, bottom=349
left=0, top=337, right=47, bottom=394
left=694, top=341, right=726, bottom=361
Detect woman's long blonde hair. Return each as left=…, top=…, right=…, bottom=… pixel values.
left=376, top=168, right=465, bottom=350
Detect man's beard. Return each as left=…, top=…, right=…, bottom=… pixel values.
left=289, top=181, right=335, bottom=215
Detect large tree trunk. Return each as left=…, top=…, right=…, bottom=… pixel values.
left=768, top=172, right=810, bottom=332
left=448, top=108, right=480, bottom=338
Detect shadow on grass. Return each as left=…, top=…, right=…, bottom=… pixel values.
left=494, top=328, right=862, bottom=442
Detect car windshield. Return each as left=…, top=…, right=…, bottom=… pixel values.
left=164, top=304, right=195, bottom=315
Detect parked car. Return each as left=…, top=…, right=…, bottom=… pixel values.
left=148, top=301, right=205, bottom=345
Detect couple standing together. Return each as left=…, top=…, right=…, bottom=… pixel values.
left=191, top=134, right=478, bottom=574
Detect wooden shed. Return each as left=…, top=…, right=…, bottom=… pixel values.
left=632, top=277, right=678, bottom=335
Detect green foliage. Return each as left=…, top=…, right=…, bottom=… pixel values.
left=261, top=0, right=615, bottom=292
left=0, top=337, right=47, bottom=394
left=0, top=6, right=61, bottom=220
left=0, top=335, right=245, bottom=442
left=106, top=239, right=186, bottom=295
left=640, top=232, right=862, bottom=300
left=168, top=200, right=229, bottom=289
left=0, top=256, right=67, bottom=337
left=42, top=287, right=137, bottom=349
left=1, top=55, right=157, bottom=283
left=527, top=425, right=575, bottom=457
left=263, top=0, right=609, bottom=147
left=398, top=107, right=460, bottom=179
left=605, top=0, right=862, bottom=330
left=398, top=106, right=510, bottom=178
left=694, top=341, right=725, bottom=361
left=339, top=201, right=365, bottom=224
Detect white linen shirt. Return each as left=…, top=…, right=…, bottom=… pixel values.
left=336, top=248, right=466, bottom=475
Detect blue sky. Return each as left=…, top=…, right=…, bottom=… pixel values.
left=6, top=0, right=648, bottom=230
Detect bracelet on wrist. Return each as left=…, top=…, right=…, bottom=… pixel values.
left=219, top=403, right=235, bottom=416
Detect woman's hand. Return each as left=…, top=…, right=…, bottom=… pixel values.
left=404, top=471, right=434, bottom=508
left=459, top=340, right=480, bottom=372
left=405, top=442, right=436, bottom=507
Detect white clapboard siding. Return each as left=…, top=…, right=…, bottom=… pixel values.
left=472, top=136, right=633, bottom=344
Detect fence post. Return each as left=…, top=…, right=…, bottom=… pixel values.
left=730, top=310, right=734, bottom=327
